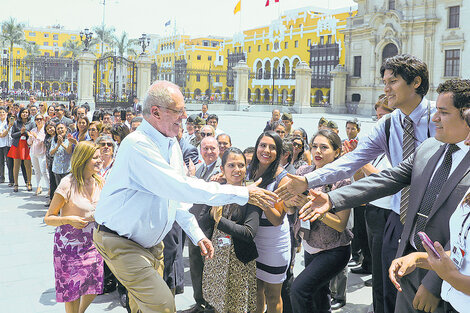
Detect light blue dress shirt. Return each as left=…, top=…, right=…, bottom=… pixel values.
left=94, top=119, right=249, bottom=248
left=305, top=97, right=436, bottom=214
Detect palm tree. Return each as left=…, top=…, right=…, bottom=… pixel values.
left=61, top=39, right=82, bottom=94
left=0, top=18, right=25, bottom=90
left=113, top=32, right=138, bottom=97
left=92, top=25, right=115, bottom=56
left=23, top=42, right=40, bottom=90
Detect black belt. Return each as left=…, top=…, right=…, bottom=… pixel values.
left=97, top=224, right=120, bottom=236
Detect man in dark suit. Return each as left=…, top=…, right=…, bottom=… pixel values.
left=295, top=79, right=470, bottom=313
left=183, top=136, right=221, bottom=313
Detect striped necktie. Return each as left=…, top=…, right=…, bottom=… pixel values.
left=413, top=144, right=460, bottom=250
left=400, top=116, right=415, bottom=224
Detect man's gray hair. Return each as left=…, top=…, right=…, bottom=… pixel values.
left=142, top=81, right=179, bottom=116
left=96, top=135, right=118, bottom=156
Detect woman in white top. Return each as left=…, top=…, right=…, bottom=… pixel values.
left=27, top=114, right=49, bottom=195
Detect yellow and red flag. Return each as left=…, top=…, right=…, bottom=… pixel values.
left=234, top=0, right=241, bottom=14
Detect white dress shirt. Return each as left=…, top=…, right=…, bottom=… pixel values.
left=94, top=119, right=249, bottom=248
left=305, top=97, right=436, bottom=214
left=441, top=189, right=470, bottom=312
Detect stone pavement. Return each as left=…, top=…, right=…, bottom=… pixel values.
left=0, top=111, right=376, bottom=313
left=0, top=182, right=373, bottom=313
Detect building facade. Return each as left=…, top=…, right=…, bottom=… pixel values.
left=153, top=6, right=355, bottom=105
left=342, top=0, right=470, bottom=115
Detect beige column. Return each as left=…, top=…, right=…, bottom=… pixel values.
left=293, top=62, right=312, bottom=113
left=77, top=51, right=96, bottom=111
left=233, top=60, right=250, bottom=111
left=136, top=54, right=153, bottom=101
left=330, top=65, right=348, bottom=113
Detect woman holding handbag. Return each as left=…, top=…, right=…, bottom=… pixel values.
left=201, top=147, right=262, bottom=313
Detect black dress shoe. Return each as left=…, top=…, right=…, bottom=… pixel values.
left=351, top=266, right=371, bottom=275
left=364, top=278, right=373, bottom=287
left=331, top=299, right=346, bottom=310
left=348, top=259, right=361, bottom=268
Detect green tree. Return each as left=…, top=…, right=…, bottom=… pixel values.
left=92, top=25, right=115, bottom=56
left=0, top=17, right=25, bottom=90
left=23, top=42, right=41, bottom=90
left=61, top=39, right=82, bottom=93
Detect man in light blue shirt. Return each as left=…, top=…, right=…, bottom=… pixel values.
left=277, top=54, right=436, bottom=313
left=93, top=80, right=277, bottom=313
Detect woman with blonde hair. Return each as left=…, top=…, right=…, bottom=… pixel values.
left=44, top=141, right=104, bottom=313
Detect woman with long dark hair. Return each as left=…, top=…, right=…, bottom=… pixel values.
left=73, top=117, right=91, bottom=142
left=7, top=107, right=34, bottom=192
left=44, top=120, right=57, bottom=206
left=50, top=122, right=75, bottom=186
left=248, top=131, right=291, bottom=313
left=201, top=147, right=262, bottom=313
left=27, top=114, right=49, bottom=195
left=287, top=129, right=352, bottom=313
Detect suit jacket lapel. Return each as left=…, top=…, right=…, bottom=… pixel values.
left=429, top=150, right=470, bottom=218
left=407, top=143, right=445, bottom=221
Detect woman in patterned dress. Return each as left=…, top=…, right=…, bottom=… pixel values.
left=44, top=141, right=104, bottom=313
left=201, top=147, right=262, bottom=313
left=248, top=131, right=291, bottom=313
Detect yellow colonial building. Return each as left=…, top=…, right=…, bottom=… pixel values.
left=153, top=6, right=356, bottom=105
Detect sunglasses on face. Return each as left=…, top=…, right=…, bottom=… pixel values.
left=293, top=142, right=303, bottom=148
left=201, top=132, right=212, bottom=137
left=35, top=118, right=43, bottom=121
left=100, top=142, right=113, bottom=147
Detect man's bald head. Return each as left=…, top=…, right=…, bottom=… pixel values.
left=200, top=136, right=219, bottom=165
left=143, top=81, right=184, bottom=116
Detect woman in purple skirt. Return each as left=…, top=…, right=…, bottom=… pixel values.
left=44, top=141, right=104, bottom=313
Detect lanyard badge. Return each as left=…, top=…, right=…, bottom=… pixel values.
left=452, top=212, right=470, bottom=269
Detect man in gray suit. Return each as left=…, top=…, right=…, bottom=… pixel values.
left=293, top=79, right=470, bottom=313
left=183, top=136, right=221, bottom=313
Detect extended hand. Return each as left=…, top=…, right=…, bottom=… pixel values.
left=298, top=189, right=331, bottom=222
left=274, top=173, right=308, bottom=201
left=210, top=172, right=226, bottom=184
left=413, top=284, right=440, bottom=312
left=389, top=254, right=419, bottom=292
left=247, top=178, right=279, bottom=211
left=187, top=159, right=196, bottom=177
left=198, top=237, right=214, bottom=259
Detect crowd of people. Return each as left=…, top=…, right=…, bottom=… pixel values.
left=2, top=53, right=470, bottom=313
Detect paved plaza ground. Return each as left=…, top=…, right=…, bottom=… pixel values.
left=1, top=111, right=377, bottom=313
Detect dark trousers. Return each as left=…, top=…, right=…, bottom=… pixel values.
left=352, top=206, right=371, bottom=270
left=6, top=154, right=14, bottom=184
left=47, top=161, right=57, bottom=199
left=364, top=204, right=391, bottom=313
left=395, top=269, right=445, bottom=313
left=163, top=222, right=184, bottom=294
left=290, top=245, right=351, bottom=313
left=188, top=240, right=207, bottom=306
left=382, top=212, right=403, bottom=313
left=0, top=146, right=8, bottom=182
left=282, top=212, right=300, bottom=313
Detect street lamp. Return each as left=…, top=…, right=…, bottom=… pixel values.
left=139, top=34, right=151, bottom=55
left=79, top=28, right=93, bottom=51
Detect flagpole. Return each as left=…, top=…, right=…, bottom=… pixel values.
left=173, top=17, right=177, bottom=83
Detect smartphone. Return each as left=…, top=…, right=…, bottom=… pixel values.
left=418, top=232, right=440, bottom=259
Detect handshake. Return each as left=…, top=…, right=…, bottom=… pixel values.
left=248, top=173, right=331, bottom=221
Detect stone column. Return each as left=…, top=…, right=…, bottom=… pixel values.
left=233, top=60, right=250, bottom=111
left=136, top=54, right=153, bottom=101
left=77, top=51, right=96, bottom=111
left=293, top=61, right=312, bottom=113
left=330, top=64, right=348, bottom=113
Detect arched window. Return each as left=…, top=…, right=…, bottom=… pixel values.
left=382, top=43, right=398, bottom=64
left=352, top=93, right=361, bottom=102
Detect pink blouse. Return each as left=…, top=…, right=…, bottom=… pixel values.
left=55, top=174, right=103, bottom=220
left=27, top=127, right=46, bottom=156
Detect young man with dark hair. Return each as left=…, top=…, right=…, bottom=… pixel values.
left=277, top=54, right=435, bottom=313
left=301, top=79, right=470, bottom=313
left=346, top=118, right=361, bottom=141
left=206, top=114, right=224, bottom=136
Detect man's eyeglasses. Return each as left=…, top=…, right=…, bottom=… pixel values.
left=156, top=105, right=186, bottom=117
left=100, top=142, right=113, bottom=147
left=201, top=132, right=212, bottom=138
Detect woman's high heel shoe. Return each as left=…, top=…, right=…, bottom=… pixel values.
left=36, top=186, right=42, bottom=195
left=27, top=183, right=33, bottom=191
left=13, top=185, right=18, bottom=192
